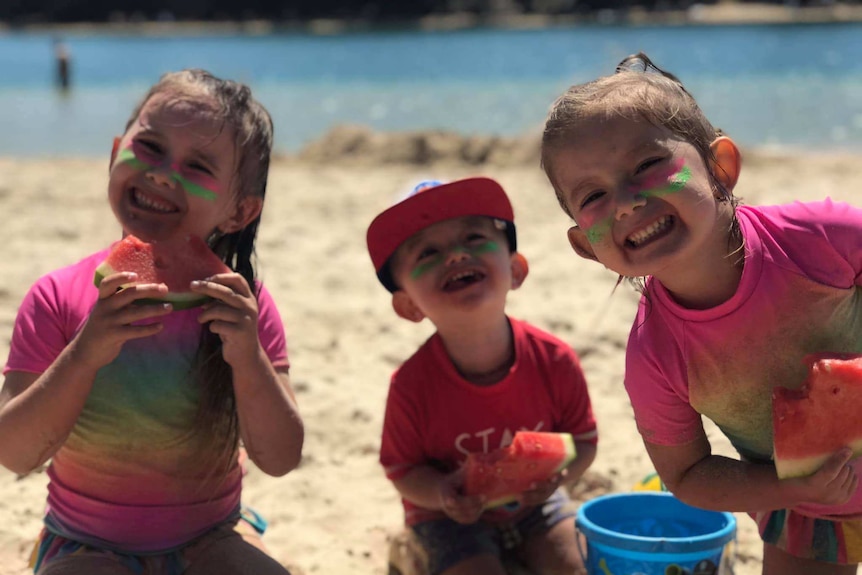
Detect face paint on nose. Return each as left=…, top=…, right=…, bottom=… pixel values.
left=409, top=240, right=500, bottom=280
left=633, top=158, right=691, bottom=198
left=116, top=145, right=218, bottom=202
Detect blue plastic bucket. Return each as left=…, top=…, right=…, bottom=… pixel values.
left=576, top=492, right=736, bottom=575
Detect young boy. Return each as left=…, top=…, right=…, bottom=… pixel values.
left=366, top=177, right=598, bottom=575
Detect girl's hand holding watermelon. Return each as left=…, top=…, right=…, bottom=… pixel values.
left=73, top=271, right=174, bottom=370
left=783, top=447, right=858, bottom=508
left=191, top=272, right=263, bottom=369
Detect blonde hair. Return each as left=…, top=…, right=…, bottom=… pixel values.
left=541, top=52, right=736, bottom=219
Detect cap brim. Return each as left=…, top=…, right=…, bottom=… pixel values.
left=366, top=177, right=515, bottom=280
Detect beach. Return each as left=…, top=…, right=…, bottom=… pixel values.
left=0, top=140, right=861, bottom=575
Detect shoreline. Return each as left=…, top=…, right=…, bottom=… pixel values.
left=4, top=125, right=862, bottom=166
left=3, top=3, right=862, bottom=36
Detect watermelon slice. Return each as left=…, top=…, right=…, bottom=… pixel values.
left=773, top=353, right=862, bottom=479
left=93, top=234, right=230, bottom=310
left=462, top=431, right=576, bottom=508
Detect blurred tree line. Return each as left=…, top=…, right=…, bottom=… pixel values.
left=0, top=0, right=839, bottom=24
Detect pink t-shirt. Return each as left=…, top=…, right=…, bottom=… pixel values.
left=626, top=199, right=862, bottom=518
left=380, top=317, right=598, bottom=525
left=4, top=248, right=289, bottom=552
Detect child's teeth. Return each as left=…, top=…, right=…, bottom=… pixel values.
left=135, top=190, right=174, bottom=212
left=629, top=216, right=670, bottom=246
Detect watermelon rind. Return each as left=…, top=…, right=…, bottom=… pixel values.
left=774, top=439, right=862, bottom=479
left=553, top=433, right=577, bottom=473
left=93, top=259, right=211, bottom=311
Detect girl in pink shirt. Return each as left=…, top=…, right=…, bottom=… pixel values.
left=0, top=70, right=304, bottom=575
left=541, top=52, right=862, bottom=575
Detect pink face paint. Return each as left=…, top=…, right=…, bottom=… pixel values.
left=630, top=158, right=691, bottom=198
left=579, top=160, right=691, bottom=245
left=116, top=144, right=218, bottom=202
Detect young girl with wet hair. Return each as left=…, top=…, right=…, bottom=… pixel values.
left=542, top=53, right=862, bottom=575
left=0, top=69, right=303, bottom=575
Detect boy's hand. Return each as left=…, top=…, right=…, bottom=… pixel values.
left=521, top=469, right=567, bottom=507
left=438, top=469, right=484, bottom=524
left=786, top=448, right=858, bottom=507
left=74, top=272, right=172, bottom=370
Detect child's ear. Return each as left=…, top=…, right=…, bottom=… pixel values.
left=567, top=226, right=599, bottom=262
left=510, top=253, right=529, bottom=290
left=109, top=137, right=121, bottom=169
left=218, top=196, right=264, bottom=234
left=392, top=291, right=425, bottom=323
left=708, top=136, right=741, bottom=193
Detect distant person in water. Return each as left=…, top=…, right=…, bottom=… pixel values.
left=53, top=38, right=70, bottom=91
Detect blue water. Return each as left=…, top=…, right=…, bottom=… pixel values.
left=1, top=23, right=861, bottom=157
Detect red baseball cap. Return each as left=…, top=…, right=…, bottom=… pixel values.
left=367, top=177, right=517, bottom=292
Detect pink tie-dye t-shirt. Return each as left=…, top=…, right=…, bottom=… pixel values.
left=4, top=247, right=289, bottom=552
left=626, top=199, right=862, bottom=518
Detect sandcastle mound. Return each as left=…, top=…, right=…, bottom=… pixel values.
left=293, top=124, right=542, bottom=166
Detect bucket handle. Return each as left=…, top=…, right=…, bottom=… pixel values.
left=575, top=524, right=588, bottom=569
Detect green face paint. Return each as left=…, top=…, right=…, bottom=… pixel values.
left=638, top=163, right=691, bottom=198
left=409, top=240, right=500, bottom=280
left=410, top=254, right=444, bottom=280
left=115, top=146, right=149, bottom=171
left=581, top=161, right=691, bottom=244
left=116, top=145, right=218, bottom=202
left=584, top=216, right=614, bottom=244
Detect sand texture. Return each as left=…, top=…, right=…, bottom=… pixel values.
left=1, top=143, right=861, bottom=574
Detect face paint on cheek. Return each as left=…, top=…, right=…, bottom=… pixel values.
left=172, top=174, right=218, bottom=202
left=410, top=254, right=444, bottom=280
left=117, top=145, right=219, bottom=202
left=583, top=215, right=614, bottom=244
left=637, top=159, right=692, bottom=198
left=115, top=146, right=150, bottom=171
left=408, top=241, right=501, bottom=280
left=469, top=240, right=500, bottom=255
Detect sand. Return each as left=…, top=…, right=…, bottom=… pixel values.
left=1, top=142, right=861, bottom=575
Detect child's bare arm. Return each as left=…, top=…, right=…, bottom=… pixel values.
left=232, top=364, right=304, bottom=477
left=564, top=440, right=597, bottom=486
left=192, top=273, right=304, bottom=477
left=393, top=465, right=484, bottom=524
left=646, top=435, right=857, bottom=512
left=0, top=274, right=172, bottom=475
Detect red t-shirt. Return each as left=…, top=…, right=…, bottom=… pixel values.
left=380, top=317, right=597, bottom=525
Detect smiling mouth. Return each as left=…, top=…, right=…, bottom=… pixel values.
left=131, top=188, right=179, bottom=214
left=626, top=215, right=674, bottom=248
left=443, top=270, right=485, bottom=291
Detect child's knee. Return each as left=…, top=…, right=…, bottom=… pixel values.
left=520, top=520, right=583, bottom=575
